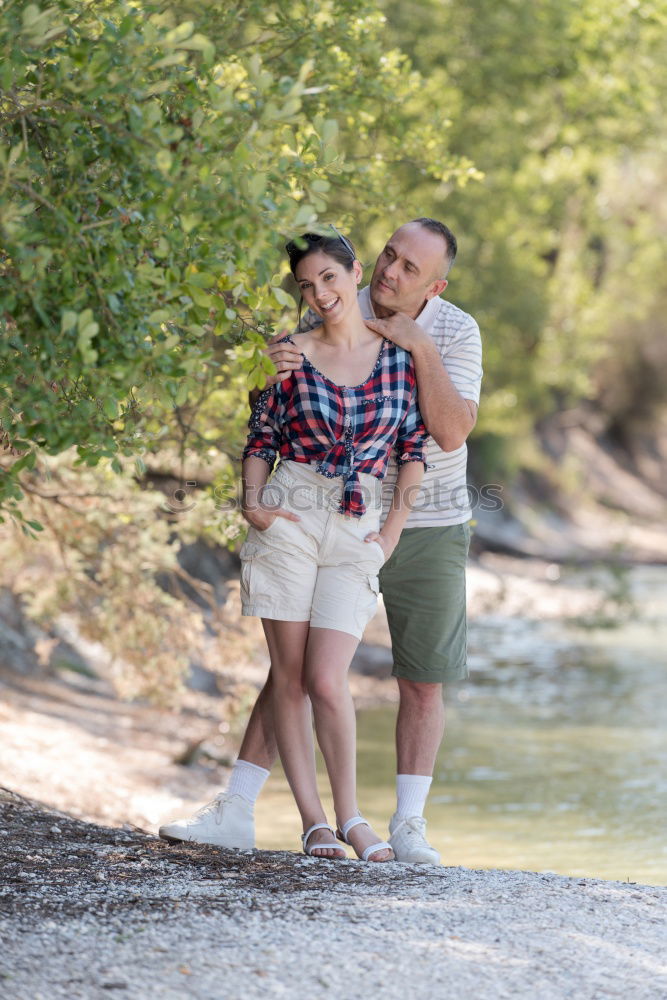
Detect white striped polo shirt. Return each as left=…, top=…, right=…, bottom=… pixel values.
left=301, top=284, right=483, bottom=527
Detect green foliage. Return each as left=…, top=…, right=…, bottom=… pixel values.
left=380, top=0, right=667, bottom=444
left=0, top=1, right=473, bottom=706
left=0, top=0, right=465, bottom=520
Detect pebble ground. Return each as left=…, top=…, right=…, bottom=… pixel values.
left=1, top=790, right=665, bottom=1000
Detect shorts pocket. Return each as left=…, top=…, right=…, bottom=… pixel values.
left=240, top=560, right=251, bottom=600
left=370, top=540, right=386, bottom=565
left=239, top=537, right=263, bottom=560
left=239, top=540, right=262, bottom=602
left=353, top=573, right=380, bottom=635
left=254, top=516, right=279, bottom=534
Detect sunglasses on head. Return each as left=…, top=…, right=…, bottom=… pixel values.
left=285, top=225, right=355, bottom=260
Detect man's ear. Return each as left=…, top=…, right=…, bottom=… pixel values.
left=426, top=278, right=448, bottom=300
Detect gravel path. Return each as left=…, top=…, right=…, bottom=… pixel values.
left=1, top=789, right=665, bottom=1000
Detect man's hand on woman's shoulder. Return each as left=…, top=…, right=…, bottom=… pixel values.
left=263, top=332, right=303, bottom=386
left=248, top=333, right=303, bottom=406
left=365, top=313, right=429, bottom=353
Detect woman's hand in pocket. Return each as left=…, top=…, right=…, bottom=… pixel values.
left=363, top=529, right=398, bottom=563
left=243, top=503, right=300, bottom=532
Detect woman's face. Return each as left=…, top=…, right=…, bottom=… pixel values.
left=294, top=250, right=361, bottom=322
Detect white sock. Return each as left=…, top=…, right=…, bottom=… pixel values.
left=395, top=774, right=432, bottom=819
left=226, top=759, right=270, bottom=805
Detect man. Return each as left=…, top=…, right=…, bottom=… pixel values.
left=160, top=218, right=483, bottom=863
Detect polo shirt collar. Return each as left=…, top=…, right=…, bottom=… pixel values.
left=414, top=294, right=442, bottom=330
left=358, top=285, right=376, bottom=319
left=359, top=285, right=441, bottom=330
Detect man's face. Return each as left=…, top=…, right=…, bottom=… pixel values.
left=369, top=223, right=449, bottom=319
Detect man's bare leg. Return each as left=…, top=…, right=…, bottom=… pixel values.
left=236, top=670, right=279, bottom=770
left=395, top=678, right=445, bottom=775
left=158, top=668, right=283, bottom=847
left=388, top=677, right=444, bottom=864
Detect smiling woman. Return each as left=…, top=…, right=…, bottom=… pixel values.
left=236, top=229, right=429, bottom=864
left=285, top=230, right=361, bottom=332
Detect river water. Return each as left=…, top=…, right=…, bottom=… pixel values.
left=256, top=566, right=667, bottom=885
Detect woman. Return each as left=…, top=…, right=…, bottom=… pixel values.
left=240, top=230, right=428, bottom=862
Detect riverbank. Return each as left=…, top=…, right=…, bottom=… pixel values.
left=1, top=788, right=665, bottom=1000
left=1, top=555, right=663, bottom=841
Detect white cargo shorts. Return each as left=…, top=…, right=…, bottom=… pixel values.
left=239, top=460, right=386, bottom=639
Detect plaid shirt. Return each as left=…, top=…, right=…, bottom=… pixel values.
left=243, top=336, right=429, bottom=516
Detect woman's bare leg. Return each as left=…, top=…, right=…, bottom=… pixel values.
left=305, top=627, right=393, bottom=862
left=262, top=619, right=343, bottom=858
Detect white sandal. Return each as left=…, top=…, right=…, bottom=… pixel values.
left=301, top=822, right=347, bottom=860
left=336, top=816, right=394, bottom=862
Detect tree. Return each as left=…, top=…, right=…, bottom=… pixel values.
left=1, top=0, right=472, bottom=697
left=380, top=0, right=667, bottom=457
left=1, top=0, right=468, bottom=523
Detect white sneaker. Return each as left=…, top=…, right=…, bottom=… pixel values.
left=388, top=813, right=441, bottom=865
left=158, top=793, right=255, bottom=849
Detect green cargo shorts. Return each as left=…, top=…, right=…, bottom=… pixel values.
left=378, top=522, right=471, bottom=684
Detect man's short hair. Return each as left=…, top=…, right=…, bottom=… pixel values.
left=411, top=217, right=457, bottom=274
